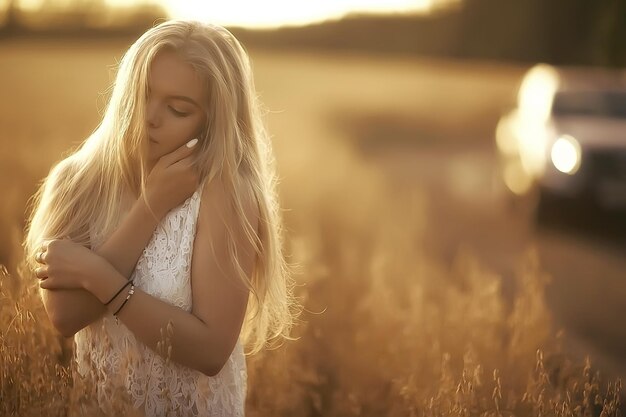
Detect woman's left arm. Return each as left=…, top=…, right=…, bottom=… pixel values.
left=40, top=180, right=257, bottom=376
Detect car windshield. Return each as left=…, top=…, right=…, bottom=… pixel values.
left=552, top=90, right=626, bottom=119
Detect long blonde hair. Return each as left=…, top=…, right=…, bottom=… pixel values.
left=24, top=19, right=296, bottom=354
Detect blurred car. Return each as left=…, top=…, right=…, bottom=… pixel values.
left=495, top=63, right=626, bottom=221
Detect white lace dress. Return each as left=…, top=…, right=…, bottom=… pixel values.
left=74, top=186, right=247, bottom=417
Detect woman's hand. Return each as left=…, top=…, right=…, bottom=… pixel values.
left=145, top=138, right=200, bottom=218
left=34, top=239, right=113, bottom=291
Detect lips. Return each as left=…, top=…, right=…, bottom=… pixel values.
left=149, top=136, right=158, bottom=144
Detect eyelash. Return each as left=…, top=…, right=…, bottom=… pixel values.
left=145, top=89, right=189, bottom=117
left=168, top=106, right=189, bottom=117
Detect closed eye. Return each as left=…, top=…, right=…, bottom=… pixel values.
left=168, top=106, right=189, bottom=117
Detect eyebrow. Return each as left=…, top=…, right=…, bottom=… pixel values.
left=167, top=95, right=201, bottom=108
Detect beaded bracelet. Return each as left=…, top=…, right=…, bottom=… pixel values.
left=113, top=283, right=135, bottom=325
left=104, top=279, right=133, bottom=306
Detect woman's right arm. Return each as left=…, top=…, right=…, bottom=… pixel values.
left=41, top=140, right=200, bottom=337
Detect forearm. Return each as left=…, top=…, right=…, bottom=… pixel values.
left=41, top=288, right=105, bottom=337
left=87, top=266, right=228, bottom=376
left=95, top=197, right=161, bottom=278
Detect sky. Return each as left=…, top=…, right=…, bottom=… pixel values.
left=133, top=0, right=439, bottom=29
left=12, top=0, right=452, bottom=29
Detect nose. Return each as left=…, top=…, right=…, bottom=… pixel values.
left=146, top=97, right=161, bottom=129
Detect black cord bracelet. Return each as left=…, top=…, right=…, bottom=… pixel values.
left=104, top=279, right=133, bottom=306
left=114, top=283, right=135, bottom=325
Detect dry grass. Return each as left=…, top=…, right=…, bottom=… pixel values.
left=2, top=135, right=621, bottom=417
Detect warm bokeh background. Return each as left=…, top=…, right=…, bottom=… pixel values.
left=1, top=1, right=625, bottom=415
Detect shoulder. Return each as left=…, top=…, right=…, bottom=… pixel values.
left=198, top=176, right=259, bottom=234
left=37, top=157, right=81, bottom=208
left=41, top=156, right=87, bottom=204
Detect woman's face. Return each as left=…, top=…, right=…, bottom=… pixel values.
left=145, top=49, right=207, bottom=166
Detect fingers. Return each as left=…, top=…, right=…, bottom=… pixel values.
left=34, top=266, right=49, bottom=279
left=41, top=239, right=52, bottom=251
left=34, top=241, right=50, bottom=264
left=169, top=154, right=197, bottom=171
left=170, top=156, right=200, bottom=185
left=158, top=138, right=199, bottom=167
left=40, top=238, right=62, bottom=252
left=39, top=279, right=54, bottom=290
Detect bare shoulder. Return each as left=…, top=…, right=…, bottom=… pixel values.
left=198, top=177, right=259, bottom=233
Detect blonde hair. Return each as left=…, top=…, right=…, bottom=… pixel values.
left=24, top=19, right=297, bottom=354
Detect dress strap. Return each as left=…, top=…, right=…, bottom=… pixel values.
left=191, top=180, right=206, bottom=225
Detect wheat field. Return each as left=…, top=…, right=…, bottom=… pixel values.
left=0, top=38, right=622, bottom=416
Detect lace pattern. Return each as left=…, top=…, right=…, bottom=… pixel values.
left=75, top=186, right=247, bottom=416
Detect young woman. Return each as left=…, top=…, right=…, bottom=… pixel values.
left=23, top=19, right=296, bottom=416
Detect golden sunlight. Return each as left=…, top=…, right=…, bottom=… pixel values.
left=158, top=0, right=436, bottom=28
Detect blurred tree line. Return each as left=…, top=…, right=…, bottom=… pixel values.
left=1, top=0, right=624, bottom=67
left=233, top=0, right=626, bottom=68
left=456, top=0, right=625, bottom=67
left=0, top=0, right=166, bottom=36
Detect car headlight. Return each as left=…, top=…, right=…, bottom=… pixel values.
left=550, top=135, right=581, bottom=175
